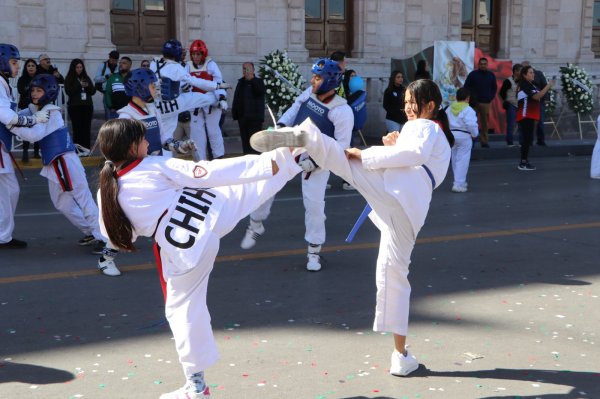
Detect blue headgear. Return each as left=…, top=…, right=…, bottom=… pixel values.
left=162, top=39, right=183, bottom=62
left=348, top=76, right=364, bottom=94
left=0, top=43, right=20, bottom=75
left=311, top=58, right=343, bottom=95
left=125, top=68, right=158, bottom=102
left=30, top=74, right=59, bottom=107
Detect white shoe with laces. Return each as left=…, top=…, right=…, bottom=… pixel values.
left=240, top=220, right=265, bottom=250
left=98, top=258, right=121, bottom=277
left=159, top=384, right=210, bottom=399
left=390, top=349, right=419, bottom=376
left=306, top=244, right=322, bottom=272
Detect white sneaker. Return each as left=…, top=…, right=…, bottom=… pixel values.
left=306, top=244, right=322, bottom=271
left=451, top=184, right=467, bottom=193
left=98, top=258, right=121, bottom=277
left=306, top=253, right=322, bottom=271
left=240, top=221, right=265, bottom=250
left=159, top=384, right=210, bottom=399
left=250, top=126, right=308, bottom=152
left=390, top=350, right=419, bottom=376
left=342, top=182, right=356, bottom=190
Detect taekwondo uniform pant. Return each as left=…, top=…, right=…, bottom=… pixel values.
left=190, top=107, right=225, bottom=160
left=450, top=132, right=473, bottom=189
left=591, top=115, right=600, bottom=179
left=246, top=160, right=329, bottom=246
left=299, top=123, right=415, bottom=336
left=156, top=149, right=300, bottom=377
left=45, top=154, right=103, bottom=241
left=0, top=168, right=19, bottom=244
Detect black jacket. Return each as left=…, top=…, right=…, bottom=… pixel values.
left=231, top=76, right=265, bottom=122
left=383, top=85, right=407, bottom=124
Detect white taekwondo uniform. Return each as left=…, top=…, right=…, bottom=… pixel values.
left=99, top=149, right=301, bottom=377
left=10, top=105, right=103, bottom=241
left=298, top=118, right=450, bottom=335
left=445, top=102, right=478, bottom=190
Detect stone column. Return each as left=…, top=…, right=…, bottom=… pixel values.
left=85, top=0, right=117, bottom=58
left=286, top=0, right=309, bottom=60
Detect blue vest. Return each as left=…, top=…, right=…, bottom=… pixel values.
left=293, top=96, right=335, bottom=138
left=139, top=115, right=162, bottom=155
left=349, top=91, right=367, bottom=131
left=0, top=101, right=17, bottom=151
left=39, top=126, right=75, bottom=165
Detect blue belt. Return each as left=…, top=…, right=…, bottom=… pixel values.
left=345, top=164, right=435, bottom=243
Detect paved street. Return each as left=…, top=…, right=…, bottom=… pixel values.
left=1, top=154, right=599, bottom=399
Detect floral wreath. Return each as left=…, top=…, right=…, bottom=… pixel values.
left=258, top=50, right=306, bottom=119
left=559, top=63, right=594, bottom=114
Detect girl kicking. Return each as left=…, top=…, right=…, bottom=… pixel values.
left=250, top=79, right=454, bottom=377
left=96, top=118, right=301, bottom=398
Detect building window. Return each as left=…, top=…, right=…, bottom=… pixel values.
left=461, top=0, right=500, bottom=57
left=305, top=0, right=353, bottom=57
left=593, top=0, right=600, bottom=57
left=110, top=0, right=174, bottom=54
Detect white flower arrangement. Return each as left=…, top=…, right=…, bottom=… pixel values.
left=559, top=64, right=594, bottom=114
left=259, top=49, right=306, bottom=117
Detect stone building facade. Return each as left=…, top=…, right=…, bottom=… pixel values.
left=2, top=0, right=598, bottom=137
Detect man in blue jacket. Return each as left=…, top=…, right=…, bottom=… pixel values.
left=464, top=57, right=497, bottom=148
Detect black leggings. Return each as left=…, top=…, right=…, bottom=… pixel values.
left=518, top=118, right=537, bottom=161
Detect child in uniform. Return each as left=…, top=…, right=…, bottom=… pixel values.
left=445, top=87, right=478, bottom=193
left=250, top=79, right=454, bottom=377
left=96, top=118, right=301, bottom=398
left=9, top=74, right=109, bottom=259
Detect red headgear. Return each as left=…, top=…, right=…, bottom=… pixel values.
left=189, top=40, right=208, bottom=60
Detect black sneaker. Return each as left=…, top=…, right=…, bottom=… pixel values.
left=0, top=238, right=27, bottom=249
left=78, top=235, right=95, bottom=246
left=517, top=162, right=536, bottom=171
left=91, top=240, right=106, bottom=255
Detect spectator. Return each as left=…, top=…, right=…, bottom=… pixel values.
left=446, top=88, right=479, bottom=193
left=94, top=50, right=120, bottom=120
left=330, top=51, right=347, bottom=98
left=140, top=59, right=150, bottom=68
left=342, top=69, right=356, bottom=98
left=383, top=70, right=407, bottom=133
left=464, top=57, right=497, bottom=148
left=515, top=65, right=554, bottom=171
left=499, top=63, right=521, bottom=147
left=104, top=56, right=132, bottom=119
left=36, top=53, right=64, bottom=84
left=64, top=58, right=96, bottom=150
left=17, top=58, right=40, bottom=161
left=414, top=59, right=431, bottom=80
left=231, top=62, right=265, bottom=154
left=521, top=60, right=548, bottom=146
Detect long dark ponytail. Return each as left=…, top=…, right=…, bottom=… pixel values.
left=405, top=79, right=454, bottom=147
left=97, top=119, right=146, bottom=251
